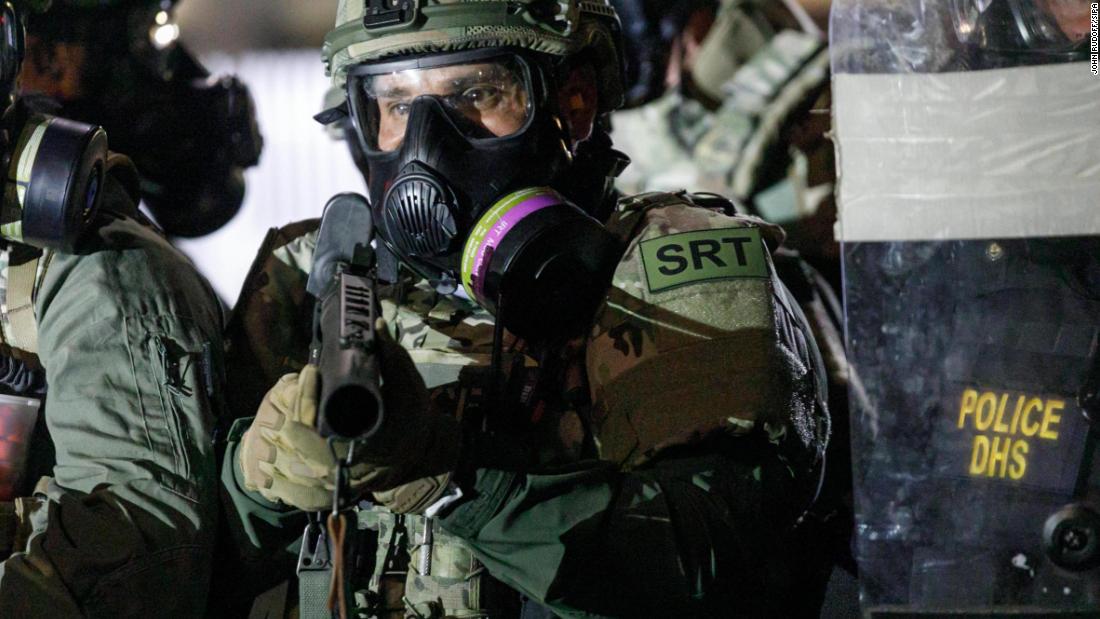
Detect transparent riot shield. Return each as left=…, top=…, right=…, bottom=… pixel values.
left=831, top=0, right=1100, bottom=615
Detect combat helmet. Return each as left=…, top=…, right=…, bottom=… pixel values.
left=320, top=1, right=631, bottom=342
left=323, top=0, right=625, bottom=112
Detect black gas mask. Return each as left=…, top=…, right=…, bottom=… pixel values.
left=0, top=1, right=106, bottom=253
left=24, top=3, right=262, bottom=238
left=345, top=49, right=621, bottom=341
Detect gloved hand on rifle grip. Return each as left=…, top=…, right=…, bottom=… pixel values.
left=238, top=320, right=462, bottom=512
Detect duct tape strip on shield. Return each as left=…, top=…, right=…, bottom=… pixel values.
left=833, top=62, right=1100, bottom=242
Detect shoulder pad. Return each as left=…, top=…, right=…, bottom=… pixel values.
left=588, top=200, right=823, bottom=466
left=609, top=192, right=785, bottom=251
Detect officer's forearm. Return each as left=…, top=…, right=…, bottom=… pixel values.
left=438, top=443, right=803, bottom=618
left=219, top=422, right=308, bottom=598
left=437, top=461, right=701, bottom=618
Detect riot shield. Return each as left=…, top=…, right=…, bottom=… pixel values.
left=831, top=0, right=1100, bottom=615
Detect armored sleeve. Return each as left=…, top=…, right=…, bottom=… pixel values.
left=0, top=182, right=225, bottom=616
left=439, top=438, right=829, bottom=618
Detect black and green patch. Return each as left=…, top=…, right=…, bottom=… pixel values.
left=639, top=227, right=767, bottom=293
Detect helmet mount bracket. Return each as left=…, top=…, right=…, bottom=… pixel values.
left=364, top=0, right=418, bottom=30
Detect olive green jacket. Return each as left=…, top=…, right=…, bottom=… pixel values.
left=0, top=165, right=224, bottom=617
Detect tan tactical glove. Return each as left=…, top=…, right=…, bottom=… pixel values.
left=239, top=365, right=335, bottom=510
left=239, top=322, right=462, bottom=512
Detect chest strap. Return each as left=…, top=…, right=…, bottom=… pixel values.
left=2, top=251, right=51, bottom=359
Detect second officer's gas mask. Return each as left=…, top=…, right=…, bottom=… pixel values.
left=346, top=48, right=621, bottom=340
left=23, top=1, right=263, bottom=238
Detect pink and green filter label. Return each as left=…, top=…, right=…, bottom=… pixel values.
left=460, top=187, right=563, bottom=304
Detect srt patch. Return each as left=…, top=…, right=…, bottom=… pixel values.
left=639, top=227, right=767, bottom=293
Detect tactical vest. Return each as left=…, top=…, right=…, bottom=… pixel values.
left=0, top=244, right=50, bottom=503
left=363, top=279, right=535, bottom=619
left=0, top=243, right=52, bottom=370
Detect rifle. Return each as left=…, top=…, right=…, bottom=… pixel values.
left=307, top=193, right=384, bottom=441
left=298, top=192, right=384, bottom=619
left=312, top=263, right=384, bottom=440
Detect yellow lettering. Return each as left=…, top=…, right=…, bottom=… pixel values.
left=1009, top=440, right=1029, bottom=480
left=1040, top=399, right=1064, bottom=440
left=1009, top=395, right=1026, bottom=435
left=957, top=389, right=1057, bottom=480
left=993, top=393, right=1011, bottom=433
left=970, top=435, right=991, bottom=476
left=988, top=436, right=1011, bottom=478
left=976, top=392, right=997, bottom=431
left=958, top=389, right=979, bottom=428
left=1020, top=398, right=1044, bottom=437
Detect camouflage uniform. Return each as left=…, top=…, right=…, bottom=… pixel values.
left=221, top=189, right=832, bottom=618
left=612, top=3, right=837, bottom=277
left=0, top=156, right=225, bottom=617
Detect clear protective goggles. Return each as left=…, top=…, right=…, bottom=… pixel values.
left=951, top=0, right=1091, bottom=53
left=348, top=49, right=537, bottom=153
